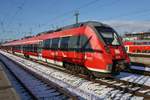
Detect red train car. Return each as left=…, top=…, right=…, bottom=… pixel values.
left=124, top=41, right=150, bottom=55
left=1, top=21, right=130, bottom=77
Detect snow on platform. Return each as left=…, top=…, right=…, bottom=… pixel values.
left=0, top=62, right=20, bottom=100
left=130, top=65, right=150, bottom=72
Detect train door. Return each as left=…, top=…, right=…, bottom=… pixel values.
left=51, top=38, right=60, bottom=64
left=21, top=45, right=23, bottom=54
left=38, top=41, right=43, bottom=60
left=67, top=35, right=87, bottom=65
left=58, top=37, right=70, bottom=62
left=67, top=36, right=80, bottom=64
left=76, top=35, right=85, bottom=64
left=79, top=35, right=93, bottom=65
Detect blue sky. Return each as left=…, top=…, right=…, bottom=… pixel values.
left=0, top=0, right=150, bottom=41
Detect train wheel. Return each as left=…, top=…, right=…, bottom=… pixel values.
left=24, top=55, right=29, bottom=58
left=63, top=62, right=95, bottom=78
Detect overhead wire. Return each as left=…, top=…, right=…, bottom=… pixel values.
left=7, top=0, right=25, bottom=28
left=3, top=0, right=26, bottom=41
left=3, top=0, right=150, bottom=40
left=39, top=0, right=102, bottom=28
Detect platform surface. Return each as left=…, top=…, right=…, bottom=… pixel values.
left=0, top=63, right=20, bottom=100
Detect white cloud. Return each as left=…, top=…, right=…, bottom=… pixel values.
left=102, top=20, right=150, bottom=35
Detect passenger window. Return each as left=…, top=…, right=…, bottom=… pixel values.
left=23, top=45, right=27, bottom=51
left=29, top=45, right=32, bottom=52
left=60, top=37, right=70, bottom=50
left=79, top=35, right=92, bottom=51
left=43, top=39, right=51, bottom=49
left=68, top=35, right=92, bottom=51
left=51, top=38, right=59, bottom=49
left=68, top=36, right=78, bottom=49
left=27, top=45, right=29, bottom=51
left=33, top=44, right=38, bottom=52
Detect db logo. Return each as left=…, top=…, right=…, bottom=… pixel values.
left=115, top=49, right=120, bottom=54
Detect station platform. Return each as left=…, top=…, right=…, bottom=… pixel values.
left=0, top=62, right=20, bottom=100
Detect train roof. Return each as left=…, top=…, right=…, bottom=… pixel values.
left=2, top=21, right=109, bottom=46
left=2, top=36, right=42, bottom=46
left=57, top=21, right=110, bottom=31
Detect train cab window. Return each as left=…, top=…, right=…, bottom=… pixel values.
left=60, top=37, right=70, bottom=50
left=95, top=26, right=120, bottom=46
left=68, top=36, right=78, bottom=50
left=51, top=38, right=60, bottom=50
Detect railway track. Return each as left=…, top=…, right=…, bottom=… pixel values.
left=131, top=62, right=150, bottom=69
left=0, top=54, right=77, bottom=100
left=120, top=62, right=150, bottom=76
left=1, top=51, right=150, bottom=99
left=95, top=78, right=150, bottom=98
left=0, top=62, right=34, bottom=100
left=124, top=68, right=150, bottom=76
left=28, top=60, right=150, bottom=99
left=29, top=60, right=150, bottom=98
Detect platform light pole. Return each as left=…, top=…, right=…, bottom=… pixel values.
left=74, top=11, right=79, bottom=24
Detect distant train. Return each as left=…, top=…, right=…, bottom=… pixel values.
left=1, top=21, right=130, bottom=77
left=124, top=40, right=150, bottom=55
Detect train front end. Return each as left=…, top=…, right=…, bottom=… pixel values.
left=94, top=25, right=130, bottom=74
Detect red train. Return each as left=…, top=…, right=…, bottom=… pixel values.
left=1, top=21, right=130, bottom=77
left=124, top=41, right=150, bottom=55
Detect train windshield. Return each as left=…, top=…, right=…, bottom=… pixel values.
left=95, top=27, right=121, bottom=45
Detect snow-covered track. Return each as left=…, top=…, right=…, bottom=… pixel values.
left=125, top=68, right=150, bottom=76
left=18, top=55, right=150, bottom=98
left=0, top=54, right=77, bottom=100
left=95, top=77, right=150, bottom=98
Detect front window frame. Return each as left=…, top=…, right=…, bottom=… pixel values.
left=94, top=26, right=121, bottom=46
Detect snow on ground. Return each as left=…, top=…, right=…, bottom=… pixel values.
left=0, top=50, right=145, bottom=100
left=116, top=72, right=150, bottom=86
left=130, top=65, right=150, bottom=72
